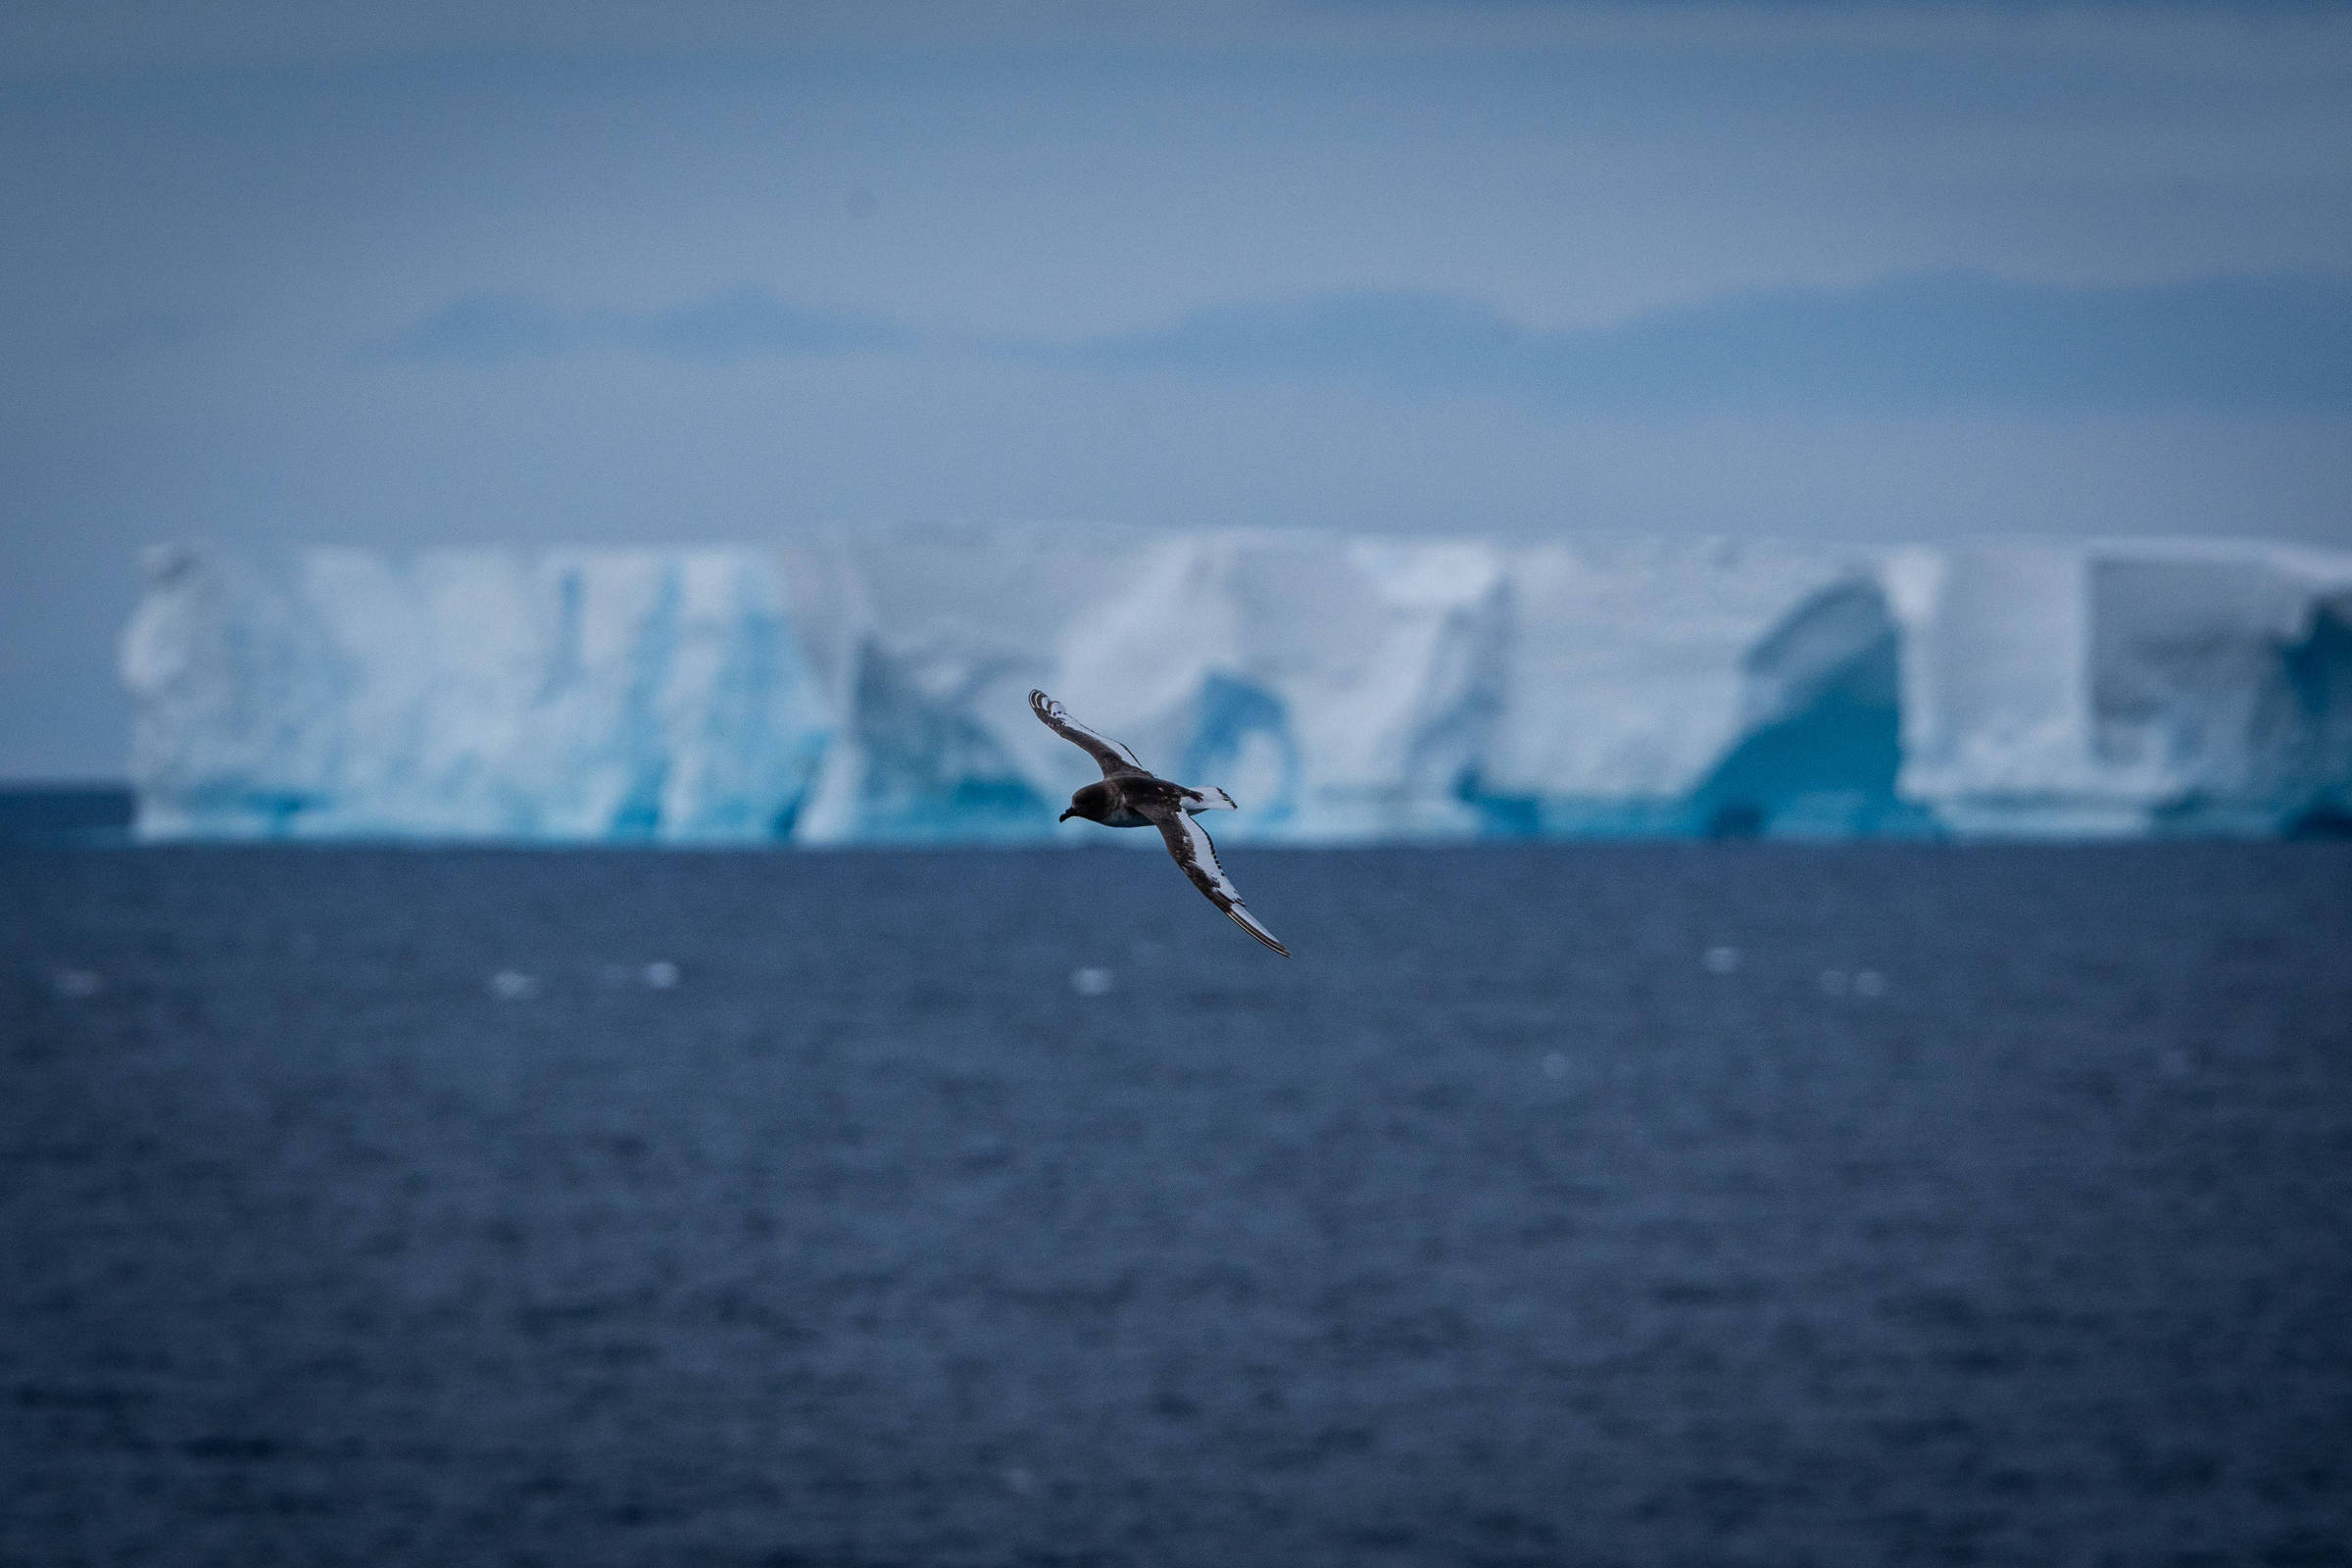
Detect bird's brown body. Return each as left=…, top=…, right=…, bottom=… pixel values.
left=1060, top=774, right=1192, bottom=830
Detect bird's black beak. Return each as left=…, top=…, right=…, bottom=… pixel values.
left=1057, top=808, right=1074, bottom=821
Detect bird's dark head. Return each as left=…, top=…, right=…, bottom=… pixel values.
left=1060, top=782, right=1113, bottom=824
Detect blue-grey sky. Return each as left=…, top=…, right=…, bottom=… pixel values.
left=6, top=0, right=2352, bottom=777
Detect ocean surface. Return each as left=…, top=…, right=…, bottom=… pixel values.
left=4, top=842, right=2349, bottom=1568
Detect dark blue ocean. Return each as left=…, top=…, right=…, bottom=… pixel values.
left=4, top=843, right=2349, bottom=1567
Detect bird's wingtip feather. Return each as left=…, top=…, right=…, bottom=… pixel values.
left=1228, top=907, right=1291, bottom=956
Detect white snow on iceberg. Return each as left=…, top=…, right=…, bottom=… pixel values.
left=122, top=531, right=2352, bottom=842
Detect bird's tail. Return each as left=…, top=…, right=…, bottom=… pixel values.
left=1184, top=787, right=1238, bottom=813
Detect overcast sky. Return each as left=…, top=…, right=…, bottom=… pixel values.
left=6, top=0, right=2352, bottom=777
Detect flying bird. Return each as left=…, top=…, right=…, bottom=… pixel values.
left=1030, top=689, right=1290, bottom=956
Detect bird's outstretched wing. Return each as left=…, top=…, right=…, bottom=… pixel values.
left=1030, top=689, right=1144, bottom=777
left=1147, top=806, right=1291, bottom=956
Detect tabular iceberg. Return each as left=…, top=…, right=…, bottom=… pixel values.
left=122, top=531, right=2352, bottom=842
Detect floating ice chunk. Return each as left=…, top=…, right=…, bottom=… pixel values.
left=52, top=969, right=103, bottom=999
left=1703, top=945, right=1740, bottom=974
left=1069, top=966, right=1115, bottom=997
left=488, top=969, right=540, bottom=1001
left=1541, top=1050, right=1571, bottom=1080
left=642, top=960, right=680, bottom=989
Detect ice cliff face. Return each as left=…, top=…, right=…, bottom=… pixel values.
left=122, top=532, right=2352, bottom=842
left=122, top=547, right=828, bottom=841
